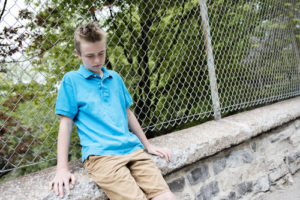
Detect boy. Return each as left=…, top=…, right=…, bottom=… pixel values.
left=49, top=22, right=176, bottom=200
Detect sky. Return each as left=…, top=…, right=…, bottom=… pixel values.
left=0, top=0, right=44, bottom=84
left=0, top=0, right=28, bottom=30
left=0, top=0, right=117, bottom=84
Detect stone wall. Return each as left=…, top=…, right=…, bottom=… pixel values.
left=1, top=96, right=300, bottom=200
left=165, top=119, right=300, bottom=200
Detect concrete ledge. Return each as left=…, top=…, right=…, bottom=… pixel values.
left=1, top=96, right=300, bottom=200
left=151, top=96, right=300, bottom=175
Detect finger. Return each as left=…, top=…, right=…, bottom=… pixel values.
left=161, top=150, right=170, bottom=162
left=158, top=148, right=170, bottom=162
left=165, top=149, right=171, bottom=162
left=49, top=181, right=54, bottom=191
left=157, top=149, right=167, bottom=159
left=168, top=150, right=172, bottom=162
left=58, top=181, right=64, bottom=198
left=155, top=150, right=164, bottom=158
left=64, top=179, right=70, bottom=196
left=71, top=174, right=76, bottom=187
left=53, top=181, right=59, bottom=196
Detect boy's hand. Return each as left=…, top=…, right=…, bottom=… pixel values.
left=145, top=144, right=171, bottom=162
left=49, top=168, right=76, bottom=198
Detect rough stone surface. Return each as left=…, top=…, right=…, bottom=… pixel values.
left=227, top=191, right=237, bottom=200
left=254, top=175, right=270, bottom=192
left=289, top=129, right=300, bottom=147
left=237, top=181, right=253, bottom=197
left=270, top=125, right=295, bottom=143
left=0, top=162, right=107, bottom=200
left=167, top=177, right=185, bottom=193
left=221, top=192, right=237, bottom=200
left=252, top=194, right=267, bottom=200
left=226, top=150, right=253, bottom=168
left=213, top=158, right=227, bottom=175
left=182, top=193, right=192, bottom=200
left=264, top=171, right=300, bottom=200
left=195, top=181, right=219, bottom=200
left=43, top=180, right=106, bottom=200
left=250, top=142, right=257, bottom=152
left=269, top=163, right=289, bottom=183
left=285, top=151, right=300, bottom=174
left=150, top=96, right=300, bottom=175
left=1, top=97, right=300, bottom=200
left=187, top=164, right=209, bottom=185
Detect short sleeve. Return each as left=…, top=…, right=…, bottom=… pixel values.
left=119, top=76, right=133, bottom=108
left=55, top=75, right=78, bottom=119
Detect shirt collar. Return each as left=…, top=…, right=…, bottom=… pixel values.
left=78, top=65, right=113, bottom=79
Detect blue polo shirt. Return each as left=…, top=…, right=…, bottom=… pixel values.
left=55, top=65, right=144, bottom=162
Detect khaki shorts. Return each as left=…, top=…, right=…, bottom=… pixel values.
left=83, top=149, right=170, bottom=200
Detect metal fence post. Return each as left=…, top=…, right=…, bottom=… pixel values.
left=289, top=1, right=300, bottom=73
left=199, top=0, right=221, bottom=120
left=290, top=29, right=300, bottom=73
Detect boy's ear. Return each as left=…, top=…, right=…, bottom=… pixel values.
left=74, top=49, right=81, bottom=58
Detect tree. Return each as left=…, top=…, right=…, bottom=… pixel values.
left=0, top=0, right=299, bottom=178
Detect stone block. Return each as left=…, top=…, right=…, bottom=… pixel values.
left=254, top=175, right=270, bottom=192
left=241, top=151, right=253, bottom=163
left=213, top=157, right=227, bottom=175
left=168, top=177, right=185, bottom=193
left=195, top=181, right=219, bottom=200
left=269, top=163, right=289, bottom=183
left=187, top=164, right=209, bottom=185
left=250, top=142, right=257, bottom=152
left=270, top=125, right=295, bottom=143
left=237, top=181, right=253, bottom=197
left=227, top=150, right=253, bottom=168
left=285, top=151, right=300, bottom=174
left=227, top=191, right=237, bottom=200
left=220, top=191, right=237, bottom=200
left=294, top=119, right=300, bottom=129
left=183, top=193, right=192, bottom=200
left=288, top=129, right=300, bottom=147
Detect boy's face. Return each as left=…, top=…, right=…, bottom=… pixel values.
left=75, top=39, right=106, bottom=75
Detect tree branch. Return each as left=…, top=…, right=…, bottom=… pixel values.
left=91, top=8, right=98, bottom=22
left=0, top=0, right=8, bottom=22
left=109, top=8, right=133, bottom=65
left=1, top=57, right=34, bottom=64
left=105, top=55, right=113, bottom=69
left=118, top=5, right=136, bottom=40
left=150, top=2, right=197, bottom=76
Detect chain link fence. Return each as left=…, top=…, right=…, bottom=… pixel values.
left=0, top=0, right=299, bottom=178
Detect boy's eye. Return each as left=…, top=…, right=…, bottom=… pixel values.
left=86, top=55, right=94, bottom=58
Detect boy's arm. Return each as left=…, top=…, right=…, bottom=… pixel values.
left=49, top=116, right=76, bottom=198
left=126, top=108, right=171, bottom=162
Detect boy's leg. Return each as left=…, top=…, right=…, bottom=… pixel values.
left=128, top=150, right=175, bottom=200
left=84, top=154, right=147, bottom=200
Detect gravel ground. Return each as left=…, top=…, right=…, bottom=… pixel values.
left=264, top=171, right=300, bottom=200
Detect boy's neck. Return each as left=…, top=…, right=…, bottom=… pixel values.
left=99, top=69, right=104, bottom=78
left=83, top=65, right=104, bottom=78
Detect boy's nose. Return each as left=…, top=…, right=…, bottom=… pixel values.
left=94, top=56, right=101, bottom=63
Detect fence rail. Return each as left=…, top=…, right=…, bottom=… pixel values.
left=0, top=0, right=299, bottom=177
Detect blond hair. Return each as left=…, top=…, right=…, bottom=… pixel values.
left=74, top=22, right=107, bottom=54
